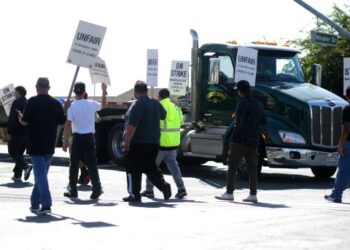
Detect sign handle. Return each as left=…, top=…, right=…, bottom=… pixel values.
left=67, top=66, right=80, bottom=102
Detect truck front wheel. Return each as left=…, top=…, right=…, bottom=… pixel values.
left=107, top=124, right=126, bottom=166
left=311, top=167, right=337, bottom=179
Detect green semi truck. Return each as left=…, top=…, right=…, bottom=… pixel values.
left=105, top=30, right=346, bottom=179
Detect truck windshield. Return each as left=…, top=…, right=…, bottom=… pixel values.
left=256, top=51, right=305, bottom=83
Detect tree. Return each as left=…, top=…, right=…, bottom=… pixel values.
left=291, top=4, right=350, bottom=96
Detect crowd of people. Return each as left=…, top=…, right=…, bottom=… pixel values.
left=6, top=77, right=350, bottom=215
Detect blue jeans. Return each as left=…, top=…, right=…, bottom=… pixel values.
left=332, top=141, right=350, bottom=200
left=30, top=155, right=53, bottom=209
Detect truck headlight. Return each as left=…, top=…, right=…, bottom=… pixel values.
left=278, top=131, right=306, bottom=144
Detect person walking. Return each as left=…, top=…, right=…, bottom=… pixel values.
left=215, top=80, right=265, bottom=203
left=8, top=85, right=32, bottom=181
left=18, top=77, right=66, bottom=215
left=62, top=82, right=106, bottom=200
left=324, top=86, right=350, bottom=203
left=122, top=80, right=172, bottom=202
left=141, top=88, right=187, bottom=199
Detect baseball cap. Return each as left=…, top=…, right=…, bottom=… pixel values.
left=74, top=82, right=86, bottom=95
left=236, top=80, right=250, bottom=93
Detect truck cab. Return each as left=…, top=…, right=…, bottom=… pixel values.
left=179, top=30, right=347, bottom=178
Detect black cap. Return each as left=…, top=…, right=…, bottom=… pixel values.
left=236, top=80, right=250, bottom=93
left=74, top=82, right=86, bottom=95
left=15, top=86, right=27, bottom=96
left=36, top=77, right=50, bottom=88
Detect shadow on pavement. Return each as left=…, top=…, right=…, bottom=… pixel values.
left=179, top=163, right=335, bottom=191
left=128, top=201, right=176, bottom=208
left=64, top=199, right=118, bottom=207
left=233, top=201, right=289, bottom=208
left=17, top=214, right=66, bottom=223
left=18, top=213, right=118, bottom=228
left=143, top=197, right=206, bottom=204
left=0, top=181, right=34, bottom=188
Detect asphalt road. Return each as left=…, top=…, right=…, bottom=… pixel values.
left=0, top=146, right=349, bottom=250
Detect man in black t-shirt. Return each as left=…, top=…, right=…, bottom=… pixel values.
left=19, top=78, right=66, bottom=214
left=122, top=80, right=171, bottom=202
left=325, top=86, right=350, bottom=203
left=215, top=80, right=266, bottom=203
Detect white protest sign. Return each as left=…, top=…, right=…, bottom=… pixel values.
left=147, top=49, right=158, bottom=87
left=168, top=60, right=190, bottom=96
left=67, top=20, right=107, bottom=68
left=89, top=57, right=111, bottom=85
left=234, top=46, right=258, bottom=86
left=0, top=84, right=15, bottom=116
left=344, top=58, right=350, bottom=95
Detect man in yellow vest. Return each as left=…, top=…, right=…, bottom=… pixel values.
left=142, top=88, right=187, bottom=199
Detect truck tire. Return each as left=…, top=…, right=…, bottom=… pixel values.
left=107, top=124, right=126, bottom=166
left=311, top=167, right=337, bottom=179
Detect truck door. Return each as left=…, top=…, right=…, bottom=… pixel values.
left=202, top=53, right=238, bottom=125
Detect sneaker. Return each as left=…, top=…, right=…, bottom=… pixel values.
left=175, top=189, right=187, bottom=199
left=64, top=191, right=78, bottom=198
left=36, top=206, right=51, bottom=215
left=11, top=176, right=22, bottom=182
left=29, top=207, right=40, bottom=214
left=242, top=195, right=258, bottom=203
left=141, top=190, right=155, bottom=198
left=215, top=192, right=234, bottom=201
left=90, top=190, right=103, bottom=200
left=324, top=194, right=342, bottom=203
left=123, top=194, right=141, bottom=202
left=163, top=183, right=172, bottom=200
left=24, top=164, right=33, bottom=181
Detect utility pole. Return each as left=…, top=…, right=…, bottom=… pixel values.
left=294, top=0, right=350, bottom=41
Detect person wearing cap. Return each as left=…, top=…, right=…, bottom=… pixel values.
left=18, top=77, right=66, bottom=215
left=7, top=85, right=32, bottom=182
left=215, top=80, right=266, bottom=203
left=62, top=82, right=107, bottom=200
left=122, top=80, right=171, bottom=202
left=141, top=88, right=187, bottom=199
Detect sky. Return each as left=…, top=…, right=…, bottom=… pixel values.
left=0, top=0, right=349, bottom=98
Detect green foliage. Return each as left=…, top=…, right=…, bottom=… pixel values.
left=291, top=4, right=350, bottom=96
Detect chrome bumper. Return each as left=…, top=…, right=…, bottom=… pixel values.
left=266, top=147, right=338, bottom=167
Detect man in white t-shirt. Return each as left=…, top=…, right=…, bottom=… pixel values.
left=62, top=82, right=107, bottom=199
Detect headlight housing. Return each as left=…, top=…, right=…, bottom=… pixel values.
left=278, top=131, right=306, bottom=144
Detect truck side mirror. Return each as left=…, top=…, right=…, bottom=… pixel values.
left=311, top=64, right=322, bottom=87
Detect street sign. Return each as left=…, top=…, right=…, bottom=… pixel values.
left=311, top=31, right=337, bottom=47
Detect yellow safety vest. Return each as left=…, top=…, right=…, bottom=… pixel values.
left=160, top=98, right=183, bottom=147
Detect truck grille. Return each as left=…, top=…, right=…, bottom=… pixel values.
left=310, top=103, right=343, bottom=148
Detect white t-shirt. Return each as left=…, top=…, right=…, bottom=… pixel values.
left=67, top=99, right=101, bottom=134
